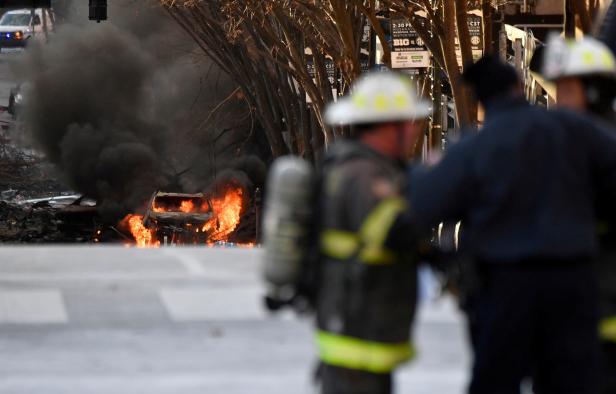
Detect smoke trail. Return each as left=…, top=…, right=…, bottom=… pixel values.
left=17, top=23, right=169, bottom=219
left=13, top=1, right=265, bottom=221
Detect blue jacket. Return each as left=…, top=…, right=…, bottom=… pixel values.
left=409, top=96, right=616, bottom=263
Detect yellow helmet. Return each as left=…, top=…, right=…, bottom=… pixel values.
left=541, top=33, right=616, bottom=81
left=324, top=72, right=431, bottom=126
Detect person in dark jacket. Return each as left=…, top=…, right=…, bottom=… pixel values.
left=538, top=34, right=616, bottom=394
left=315, top=72, right=430, bottom=394
left=408, top=55, right=616, bottom=394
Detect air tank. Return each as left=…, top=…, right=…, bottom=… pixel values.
left=262, top=156, right=314, bottom=297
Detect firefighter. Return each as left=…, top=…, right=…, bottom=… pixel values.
left=314, top=72, right=430, bottom=394
left=539, top=34, right=616, bottom=393
left=409, top=55, right=616, bottom=394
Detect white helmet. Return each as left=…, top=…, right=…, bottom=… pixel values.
left=324, top=71, right=431, bottom=126
left=541, top=33, right=616, bottom=81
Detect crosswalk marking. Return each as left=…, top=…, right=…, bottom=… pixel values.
left=0, top=271, right=192, bottom=282
left=163, top=249, right=208, bottom=277
left=0, top=290, right=68, bottom=324
left=159, top=288, right=266, bottom=322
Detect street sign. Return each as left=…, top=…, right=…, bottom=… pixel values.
left=305, top=49, right=338, bottom=103
left=360, top=21, right=371, bottom=73
left=305, top=57, right=336, bottom=87
left=456, top=14, right=484, bottom=66
left=390, top=16, right=430, bottom=75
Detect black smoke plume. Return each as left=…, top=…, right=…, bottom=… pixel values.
left=14, top=1, right=266, bottom=221
left=18, top=23, right=169, bottom=219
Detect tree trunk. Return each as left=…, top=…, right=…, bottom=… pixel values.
left=565, top=0, right=576, bottom=37
left=574, top=0, right=592, bottom=33
left=454, top=0, right=477, bottom=125
left=482, top=0, right=494, bottom=54
left=443, top=1, right=471, bottom=127
left=362, top=4, right=391, bottom=66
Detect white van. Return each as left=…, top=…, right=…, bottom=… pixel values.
left=0, top=8, right=55, bottom=49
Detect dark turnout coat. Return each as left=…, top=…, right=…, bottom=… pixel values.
left=314, top=141, right=418, bottom=375
left=410, top=96, right=616, bottom=263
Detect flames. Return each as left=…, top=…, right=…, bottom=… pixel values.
left=121, top=214, right=159, bottom=248
left=180, top=200, right=195, bottom=213
left=203, top=186, right=244, bottom=242
left=121, top=184, right=247, bottom=247
left=153, top=199, right=207, bottom=214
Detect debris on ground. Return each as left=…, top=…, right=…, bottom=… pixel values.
left=0, top=130, right=105, bottom=243
left=0, top=135, right=259, bottom=244
left=0, top=199, right=100, bottom=243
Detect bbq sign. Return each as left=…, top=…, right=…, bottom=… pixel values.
left=390, top=16, right=430, bottom=73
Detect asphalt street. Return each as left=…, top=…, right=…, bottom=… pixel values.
left=0, top=246, right=469, bottom=394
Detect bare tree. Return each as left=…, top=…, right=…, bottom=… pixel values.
left=161, top=1, right=302, bottom=159
left=160, top=0, right=488, bottom=162
left=384, top=1, right=480, bottom=127
left=566, top=0, right=601, bottom=35
left=160, top=0, right=400, bottom=159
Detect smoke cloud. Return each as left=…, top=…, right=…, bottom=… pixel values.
left=13, top=1, right=265, bottom=221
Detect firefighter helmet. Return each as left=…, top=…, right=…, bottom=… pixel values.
left=324, top=71, right=431, bottom=125
left=541, top=34, right=616, bottom=81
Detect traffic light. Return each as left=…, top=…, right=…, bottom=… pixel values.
left=89, top=0, right=106, bottom=23
left=0, top=0, right=51, bottom=7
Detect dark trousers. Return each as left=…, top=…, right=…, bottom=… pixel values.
left=601, top=341, right=616, bottom=393
left=468, top=262, right=601, bottom=394
left=597, top=251, right=616, bottom=393
left=317, top=363, right=392, bottom=394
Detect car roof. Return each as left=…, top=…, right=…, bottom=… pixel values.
left=4, top=9, right=43, bottom=15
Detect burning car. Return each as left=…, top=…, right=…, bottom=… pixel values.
left=143, top=191, right=212, bottom=245
left=122, top=184, right=249, bottom=247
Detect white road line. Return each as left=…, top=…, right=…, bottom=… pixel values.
left=0, top=271, right=194, bottom=283
left=0, top=373, right=312, bottom=392
left=0, top=290, right=68, bottom=324
left=0, top=267, right=257, bottom=283
left=163, top=249, right=207, bottom=277
left=160, top=288, right=266, bottom=322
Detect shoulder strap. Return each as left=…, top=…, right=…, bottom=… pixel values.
left=294, top=142, right=369, bottom=309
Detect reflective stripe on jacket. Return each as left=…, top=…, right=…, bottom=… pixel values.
left=316, top=330, right=415, bottom=374
left=320, top=197, right=407, bottom=265
left=600, top=316, right=616, bottom=343
left=314, top=141, right=418, bottom=374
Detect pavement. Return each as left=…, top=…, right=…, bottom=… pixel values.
left=0, top=246, right=470, bottom=394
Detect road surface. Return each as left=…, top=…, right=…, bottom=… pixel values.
left=0, top=246, right=469, bottom=393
